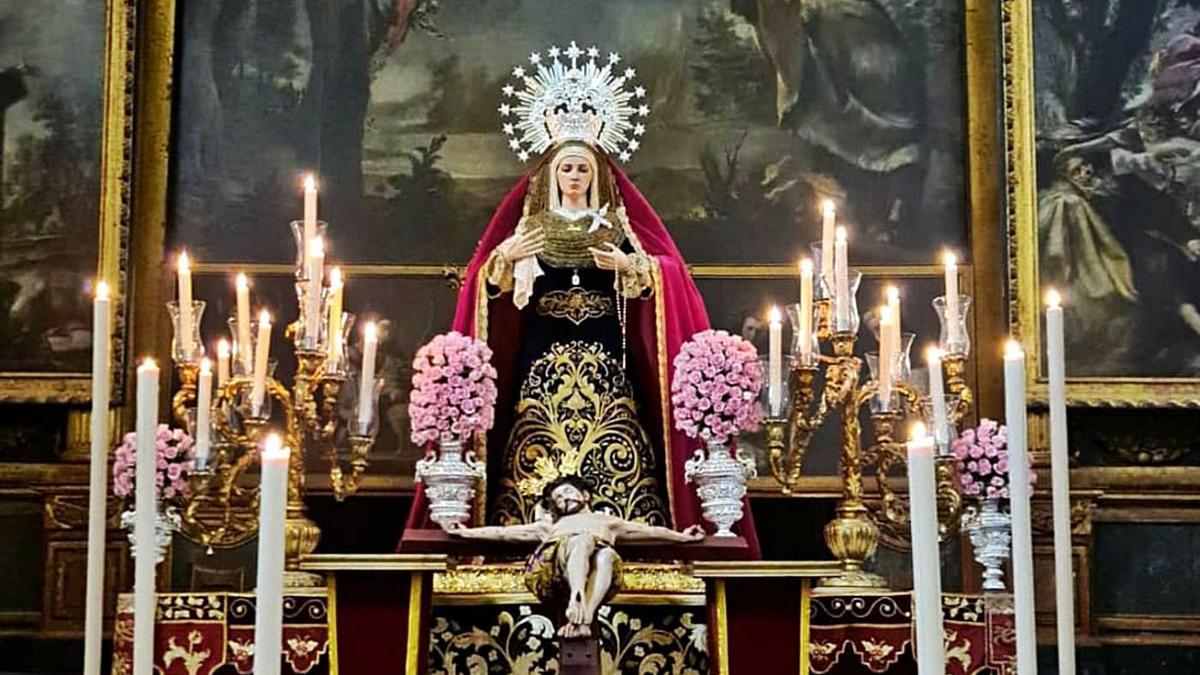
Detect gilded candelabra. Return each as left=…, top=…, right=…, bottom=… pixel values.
left=167, top=219, right=379, bottom=587
left=765, top=287, right=972, bottom=589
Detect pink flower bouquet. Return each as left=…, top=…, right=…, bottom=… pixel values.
left=671, top=330, right=764, bottom=444
left=951, top=418, right=1036, bottom=500
left=112, top=424, right=196, bottom=503
left=409, top=331, right=498, bottom=446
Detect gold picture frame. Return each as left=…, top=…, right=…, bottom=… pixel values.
left=0, top=0, right=137, bottom=403
left=1002, top=0, right=1200, bottom=408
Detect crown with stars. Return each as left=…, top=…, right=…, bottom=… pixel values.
left=499, top=41, right=649, bottom=163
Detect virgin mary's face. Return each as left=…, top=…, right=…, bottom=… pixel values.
left=555, top=154, right=593, bottom=202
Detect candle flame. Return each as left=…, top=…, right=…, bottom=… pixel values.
left=821, top=199, right=836, bottom=216
left=909, top=421, right=929, bottom=442
left=1045, top=288, right=1062, bottom=308
left=886, top=285, right=899, bottom=303
left=304, top=174, right=316, bottom=191
left=943, top=250, right=957, bottom=268
left=236, top=272, right=248, bottom=291
left=178, top=250, right=191, bottom=273
left=309, top=235, right=325, bottom=256
left=1004, top=339, right=1023, bottom=359
left=262, top=433, right=290, bottom=460
left=835, top=225, right=847, bottom=243
left=330, top=266, right=343, bottom=286
left=140, top=356, right=157, bottom=370
left=217, top=339, right=230, bottom=357
left=799, top=258, right=813, bottom=275
left=768, top=307, right=782, bottom=323
left=364, top=321, right=378, bottom=342
left=259, top=309, right=271, bottom=324
left=925, top=345, right=942, bottom=364
left=200, top=357, right=211, bottom=373
left=95, top=280, right=109, bottom=301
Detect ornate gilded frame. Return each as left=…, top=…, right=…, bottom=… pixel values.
left=0, top=0, right=136, bottom=403
left=1001, top=0, right=1200, bottom=408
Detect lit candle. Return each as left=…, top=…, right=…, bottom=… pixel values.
left=133, top=358, right=159, bottom=675
left=357, top=322, right=378, bottom=433
left=925, top=346, right=950, bottom=454
left=177, top=251, right=194, bottom=359
left=83, top=282, right=111, bottom=675
left=798, top=259, right=813, bottom=362
left=906, top=422, right=945, bottom=675
left=196, top=358, right=212, bottom=469
left=834, top=226, right=849, bottom=330
left=820, top=200, right=836, bottom=282
left=1004, top=340, right=1037, bottom=675
left=305, top=237, right=324, bottom=349
left=1045, top=289, right=1076, bottom=674
left=878, top=306, right=893, bottom=409
left=255, top=434, right=289, bottom=675
left=944, top=252, right=960, bottom=349
left=327, top=267, right=344, bottom=369
left=886, top=285, right=901, bottom=361
left=303, top=174, right=318, bottom=267
left=236, top=273, right=253, bottom=373
left=216, top=339, right=231, bottom=386
left=768, top=307, right=783, bottom=416
left=251, top=310, right=272, bottom=416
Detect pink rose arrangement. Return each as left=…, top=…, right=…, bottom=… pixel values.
left=409, top=331, right=498, bottom=446
left=951, top=418, right=1036, bottom=500
left=112, top=424, right=196, bottom=502
left=671, top=330, right=764, bottom=444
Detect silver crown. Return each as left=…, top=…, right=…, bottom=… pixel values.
left=499, top=41, right=649, bottom=162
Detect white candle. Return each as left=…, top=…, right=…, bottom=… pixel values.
left=327, top=267, right=344, bottom=369
left=886, top=285, right=901, bottom=360
left=820, top=200, right=836, bottom=281
left=177, top=251, right=194, bottom=359
left=196, top=358, right=212, bottom=469
left=83, top=282, right=111, bottom=675
left=798, top=259, right=813, bottom=362
left=944, top=252, right=961, bottom=349
left=254, top=434, right=289, bottom=675
left=236, top=273, right=253, bottom=373
left=1045, top=289, right=1076, bottom=674
left=925, top=346, right=950, bottom=453
left=834, top=226, right=849, bottom=331
left=878, top=306, right=893, bottom=409
left=303, top=174, right=318, bottom=267
left=133, top=358, right=160, bottom=675
left=305, top=237, right=324, bottom=349
left=1004, top=340, right=1038, bottom=675
left=906, top=422, right=944, bottom=675
left=251, top=310, right=272, bottom=416
left=216, top=339, right=231, bottom=387
left=768, top=307, right=782, bottom=416
left=357, top=322, right=379, bottom=432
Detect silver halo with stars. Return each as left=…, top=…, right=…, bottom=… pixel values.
left=499, top=41, right=649, bottom=163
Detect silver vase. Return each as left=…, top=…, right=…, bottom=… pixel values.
left=684, top=439, right=757, bottom=537
left=415, top=439, right=486, bottom=528
left=120, top=504, right=181, bottom=564
left=962, top=498, right=1012, bottom=591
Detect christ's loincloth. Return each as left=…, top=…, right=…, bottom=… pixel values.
left=524, top=534, right=623, bottom=605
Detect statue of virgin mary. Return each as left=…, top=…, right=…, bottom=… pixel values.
left=405, top=43, right=758, bottom=551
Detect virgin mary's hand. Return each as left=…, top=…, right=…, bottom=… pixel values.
left=588, top=243, right=630, bottom=272
left=499, top=228, right=546, bottom=262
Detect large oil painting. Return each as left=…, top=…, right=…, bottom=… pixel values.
left=171, top=0, right=969, bottom=267
left=1008, top=0, right=1200, bottom=405
left=0, top=0, right=132, bottom=401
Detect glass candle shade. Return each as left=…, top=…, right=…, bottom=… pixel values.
left=326, top=312, right=356, bottom=376
left=758, top=355, right=795, bottom=420
left=289, top=220, right=329, bottom=280
left=822, top=269, right=863, bottom=335
left=809, top=241, right=831, bottom=300
left=293, top=281, right=329, bottom=352
left=351, top=376, right=383, bottom=438
left=933, top=294, right=972, bottom=357
left=786, top=302, right=820, bottom=366
left=166, top=300, right=206, bottom=364
left=920, top=393, right=962, bottom=455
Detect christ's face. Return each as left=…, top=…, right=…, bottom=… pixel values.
left=556, top=155, right=593, bottom=202
left=550, top=483, right=588, bottom=517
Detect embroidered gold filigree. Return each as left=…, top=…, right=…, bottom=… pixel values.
left=525, top=210, right=626, bottom=268
left=491, top=341, right=668, bottom=525
left=536, top=288, right=616, bottom=325
left=162, top=631, right=212, bottom=675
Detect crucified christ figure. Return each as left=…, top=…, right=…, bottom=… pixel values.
left=444, top=475, right=705, bottom=637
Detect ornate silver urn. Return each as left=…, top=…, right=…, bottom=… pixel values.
left=120, top=504, right=181, bottom=563
left=684, top=439, right=757, bottom=537
left=962, top=498, right=1012, bottom=591
left=415, top=439, right=486, bottom=528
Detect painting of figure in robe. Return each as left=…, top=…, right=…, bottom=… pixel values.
left=1033, top=0, right=1200, bottom=377
left=0, top=1, right=105, bottom=375
left=171, top=0, right=968, bottom=267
